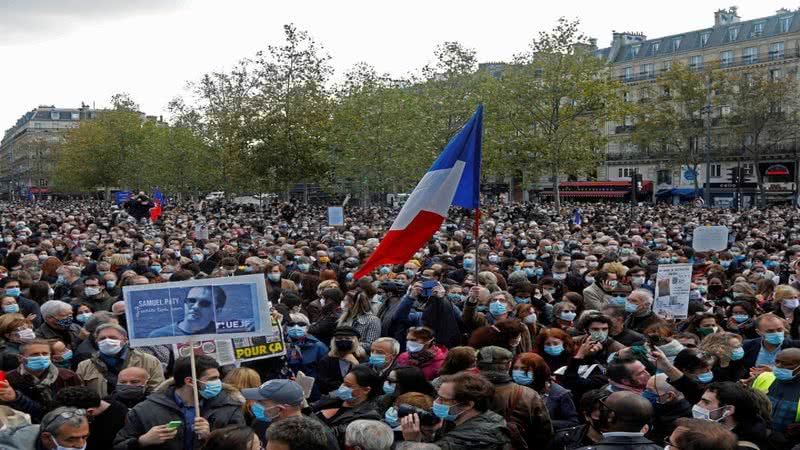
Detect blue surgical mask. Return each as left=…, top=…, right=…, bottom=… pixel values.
left=380, top=267, right=391, bottom=275
left=383, top=381, right=396, bottom=395
left=642, top=390, right=660, bottom=406
left=384, top=407, right=400, bottom=428
left=25, top=356, right=51, bottom=371
left=559, top=311, right=576, bottom=322
left=489, top=301, right=507, bottom=316
left=773, top=367, right=797, bottom=381
left=610, top=296, right=627, bottom=306
left=463, top=259, right=474, bottom=269
left=251, top=402, right=270, bottom=422
left=150, top=266, right=162, bottom=274
left=5, top=288, right=20, bottom=298
left=287, top=325, right=307, bottom=339
left=76, top=312, right=92, bottom=324
left=512, top=369, right=533, bottom=385
left=515, top=297, right=530, bottom=304
left=2, top=304, right=19, bottom=314
left=369, top=354, right=386, bottom=367
left=61, top=350, right=73, bottom=362
left=534, top=268, right=544, bottom=276
left=731, top=347, right=745, bottom=361
left=406, top=341, right=425, bottom=353
left=524, top=268, right=534, bottom=277
left=765, top=332, right=785, bottom=345
left=267, top=273, right=281, bottom=282
left=544, top=344, right=564, bottom=356
left=733, top=314, right=750, bottom=323
left=476, top=305, right=488, bottom=313
left=199, top=379, right=222, bottom=399
left=335, top=385, right=354, bottom=401
left=432, top=400, right=460, bottom=421
left=625, top=301, right=639, bottom=313
left=696, top=372, right=714, bottom=384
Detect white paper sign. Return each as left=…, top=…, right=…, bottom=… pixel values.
left=692, top=226, right=729, bottom=251
left=328, top=206, right=344, bottom=226
left=653, top=263, right=693, bottom=319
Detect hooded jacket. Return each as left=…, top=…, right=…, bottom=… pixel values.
left=433, top=409, right=511, bottom=450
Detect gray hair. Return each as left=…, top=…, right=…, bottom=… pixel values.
left=40, top=300, right=72, bottom=319
left=632, top=288, right=654, bottom=306
left=345, top=420, right=393, bottom=450
left=61, top=265, right=82, bottom=278
left=373, top=337, right=400, bottom=355
left=84, top=311, right=116, bottom=334
left=41, top=407, right=87, bottom=437
left=94, top=323, right=128, bottom=339
left=288, top=313, right=310, bottom=326
left=394, top=443, right=442, bottom=450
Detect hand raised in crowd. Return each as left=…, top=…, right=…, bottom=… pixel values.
left=193, top=417, right=211, bottom=440
left=0, top=381, right=16, bottom=402
left=138, top=424, right=178, bottom=446
left=575, top=339, right=603, bottom=359
left=400, top=413, right=422, bottom=442
left=409, top=282, right=423, bottom=299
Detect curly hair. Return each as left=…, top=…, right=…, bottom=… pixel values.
left=699, top=332, right=742, bottom=367
left=513, top=352, right=551, bottom=393
left=533, top=327, right=575, bottom=355
left=467, top=319, right=525, bottom=350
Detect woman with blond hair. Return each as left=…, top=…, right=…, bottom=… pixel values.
left=699, top=331, right=746, bottom=382
left=224, top=367, right=262, bottom=423
left=773, top=284, right=800, bottom=339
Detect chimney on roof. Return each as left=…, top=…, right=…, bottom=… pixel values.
left=777, top=8, right=790, bottom=15
left=611, top=31, right=646, bottom=47
left=714, top=6, right=740, bottom=27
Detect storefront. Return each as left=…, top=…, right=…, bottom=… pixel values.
left=539, top=181, right=653, bottom=202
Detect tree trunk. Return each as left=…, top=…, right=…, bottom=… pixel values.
left=553, top=169, right=561, bottom=209
left=692, top=166, right=700, bottom=200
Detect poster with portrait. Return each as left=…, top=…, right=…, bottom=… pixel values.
left=171, top=318, right=286, bottom=365
left=653, top=263, right=692, bottom=319
left=124, top=274, right=271, bottom=347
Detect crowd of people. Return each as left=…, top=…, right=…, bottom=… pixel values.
left=0, top=198, right=798, bottom=449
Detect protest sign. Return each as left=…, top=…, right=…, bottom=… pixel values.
left=114, top=191, right=132, bottom=205
left=172, top=318, right=285, bottom=366
left=328, top=206, right=344, bottom=226
left=124, top=274, right=271, bottom=347
left=194, top=221, right=209, bottom=240
left=174, top=340, right=236, bottom=366
left=653, top=263, right=693, bottom=319
left=692, top=226, right=729, bottom=252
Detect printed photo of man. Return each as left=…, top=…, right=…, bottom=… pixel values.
left=148, top=286, right=226, bottom=337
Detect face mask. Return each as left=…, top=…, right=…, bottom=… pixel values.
left=698, top=327, right=717, bottom=337
left=60, top=350, right=73, bottom=362
left=432, top=400, right=462, bottom=421
left=98, top=339, right=124, bottom=356
left=2, top=304, right=19, bottom=314
left=489, top=301, right=507, bottom=316
left=631, top=276, right=645, bottom=286
left=642, top=390, right=660, bottom=406
left=251, top=402, right=269, bottom=422
left=335, top=385, right=354, bottom=401
left=553, top=273, right=567, bottom=281
left=406, top=341, right=425, bottom=353
left=784, top=299, right=800, bottom=310
left=692, top=404, right=728, bottom=422
left=476, top=305, right=488, bottom=313
left=50, top=436, right=86, bottom=450
left=624, top=301, right=639, bottom=314
left=105, top=280, right=116, bottom=289
left=463, top=259, right=474, bottom=269
left=335, top=340, right=354, bottom=352
left=544, top=344, right=564, bottom=356
left=383, top=381, right=396, bottom=395
left=297, top=264, right=310, bottom=272
left=287, top=325, right=307, bottom=339
left=733, top=314, right=749, bottom=323
left=384, top=407, right=400, bottom=428
left=534, top=268, right=544, bottom=276
left=5, top=288, right=20, bottom=298
left=369, top=354, right=386, bottom=367
left=199, top=379, right=222, bottom=399
left=590, top=331, right=608, bottom=343
left=585, top=277, right=595, bottom=284
left=25, top=355, right=51, bottom=371
left=404, top=269, right=415, bottom=278
left=696, top=371, right=714, bottom=384
left=55, top=317, right=73, bottom=329
left=773, top=367, right=798, bottom=381
left=607, top=280, right=618, bottom=288
left=76, top=312, right=92, bottom=324
left=524, top=313, right=537, bottom=325
left=489, top=255, right=499, bottom=263
left=765, top=332, right=785, bottom=345
left=17, top=328, right=35, bottom=342
left=512, top=369, right=533, bottom=385
left=610, top=296, right=626, bottom=306
left=560, top=311, right=576, bottom=322
left=85, top=286, right=102, bottom=297
left=267, top=273, right=281, bottom=282
left=380, top=266, right=391, bottom=275
left=731, top=347, right=745, bottom=361
left=115, top=383, right=146, bottom=400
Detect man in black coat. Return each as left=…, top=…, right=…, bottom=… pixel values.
left=574, top=391, right=662, bottom=450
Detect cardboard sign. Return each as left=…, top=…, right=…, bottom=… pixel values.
left=328, top=207, right=344, bottom=226
left=692, top=226, right=729, bottom=251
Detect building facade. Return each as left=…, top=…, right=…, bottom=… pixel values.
left=599, top=7, right=800, bottom=206
left=0, top=105, right=98, bottom=199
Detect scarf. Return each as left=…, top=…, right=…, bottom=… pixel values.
left=19, top=363, right=60, bottom=409
left=607, top=379, right=644, bottom=395
left=408, top=347, right=436, bottom=367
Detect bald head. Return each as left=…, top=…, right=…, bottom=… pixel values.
left=605, top=391, right=654, bottom=432
left=118, top=367, right=149, bottom=386
left=776, top=348, right=800, bottom=370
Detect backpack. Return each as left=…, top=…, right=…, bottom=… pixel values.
left=503, top=384, right=530, bottom=450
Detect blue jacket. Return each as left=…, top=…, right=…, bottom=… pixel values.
left=741, top=337, right=800, bottom=371
left=286, top=334, right=328, bottom=400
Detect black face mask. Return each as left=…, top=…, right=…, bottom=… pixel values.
left=335, top=340, right=354, bottom=352
left=115, top=383, right=146, bottom=401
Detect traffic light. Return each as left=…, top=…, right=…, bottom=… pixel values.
left=727, top=167, right=740, bottom=184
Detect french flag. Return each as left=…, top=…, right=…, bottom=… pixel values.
left=355, top=105, right=483, bottom=279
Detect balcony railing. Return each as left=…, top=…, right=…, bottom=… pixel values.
left=614, top=125, right=636, bottom=134
left=605, top=143, right=800, bottom=161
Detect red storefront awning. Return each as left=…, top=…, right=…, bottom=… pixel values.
left=541, top=191, right=628, bottom=198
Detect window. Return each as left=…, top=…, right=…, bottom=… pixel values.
left=780, top=16, right=792, bottom=33
left=720, top=50, right=734, bottom=67
left=743, top=47, right=758, bottom=64
left=743, top=163, right=754, bottom=176
left=619, top=168, right=634, bottom=178
left=623, top=91, right=630, bottom=102
left=38, top=179, right=47, bottom=187
left=690, top=55, right=704, bottom=70
left=651, top=41, right=661, bottom=55
left=623, top=66, right=633, bottom=81
left=640, top=63, right=655, bottom=77
left=657, top=169, right=673, bottom=185
left=663, top=60, right=672, bottom=72
left=701, top=32, right=711, bottom=47
left=711, top=164, right=721, bottom=178
left=728, top=27, right=739, bottom=41
left=770, top=68, right=784, bottom=80
left=630, top=44, right=641, bottom=58
left=70, top=112, right=79, bottom=120
left=672, top=37, right=682, bottom=51
left=689, top=136, right=700, bottom=151
left=769, top=42, right=785, bottom=60
left=752, top=22, right=765, bottom=37
left=50, top=111, right=59, bottom=120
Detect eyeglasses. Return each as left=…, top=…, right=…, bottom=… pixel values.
left=185, top=298, right=212, bottom=308
left=41, top=409, right=86, bottom=432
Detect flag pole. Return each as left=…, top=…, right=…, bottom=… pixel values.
left=474, top=208, right=480, bottom=282
left=188, top=338, right=201, bottom=417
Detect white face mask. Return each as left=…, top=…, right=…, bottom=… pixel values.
left=51, top=436, right=87, bottom=450
left=524, top=314, right=537, bottom=325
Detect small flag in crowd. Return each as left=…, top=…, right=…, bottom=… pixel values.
left=150, top=188, right=165, bottom=221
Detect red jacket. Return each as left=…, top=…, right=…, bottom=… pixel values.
left=395, top=344, right=448, bottom=381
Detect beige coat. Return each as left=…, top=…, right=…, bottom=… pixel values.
left=76, top=348, right=165, bottom=398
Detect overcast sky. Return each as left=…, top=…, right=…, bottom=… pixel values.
left=0, top=0, right=794, bottom=131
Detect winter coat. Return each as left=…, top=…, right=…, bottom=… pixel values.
left=313, top=396, right=382, bottom=448
left=113, top=381, right=245, bottom=450
left=573, top=433, right=662, bottom=450
left=433, top=410, right=511, bottom=450
left=5, top=366, right=83, bottom=422
left=286, top=334, right=329, bottom=400
left=0, top=406, right=39, bottom=450
left=484, top=371, right=554, bottom=449
left=76, top=348, right=164, bottom=398
left=395, top=344, right=448, bottom=381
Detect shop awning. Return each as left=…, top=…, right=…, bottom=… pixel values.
left=541, top=191, right=628, bottom=198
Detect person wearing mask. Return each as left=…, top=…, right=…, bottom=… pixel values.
left=0, top=313, right=35, bottom=371
left=581, top=271, right=616, bottom=311
left=666, top=418, right=737, bottom=450
left=477, top=346, right=554, bottom=449
left=265, top=263, right=299, bottom=304
left=533, top=328, right=575, bottom=373
left=50, top=340, right=74, bottom=370
left=109, top=366, right=151, bottom=409
left=642, top=374, right=692, bottom=444
left=552, top=388, right=608, bottom=450
left=395, top=326, right=448, bottom=381
left=696, top=382, right=773, bottom=450
left=378, top=366, right=436, bottom=414
left=338, top=290, right=381, bottom=352
left=53, top=265, right=83, bottom=301
left=76, top=323, right=164, bottom=398
left=75, top=275, right=114, bottom=312
left=601, top=304, right=645, bottom=347
left=725, top=301, right=759, bottom=340
left=0, top=338, right=82, bottom=421
left=37, top=406, right=90, bottom=450
left=242, top=379, right=340, bottom=449
left=699, top=332, right=747, bottom=382
left=750, top=347, right=800, bottom=435
left=316, top=327, right=367, bottom=395
left=36, top=300, right=82, bottom=351
left=741, top=313, right=800, bottom=372
left=572, top=314, right=623, bottom=365
left=72, top=311, right=118, bottom=367
left=369, top=337, right=400, bottom=381
left=1, top=278, right=42, bottom=328
left=651, top=348, right=716, bottom=405
left=113, top=355, right=245, bottom=450
left=56, top=386, right=128, bottom=450
left=306, top=279, right=339, bottom=324
left=308, top=287, right=344, bottom=346
left=313, top=364, right=382, bottom=448
left=624, top=289, right=661, bottom=334
left=284, top=313, right=328, bottom=401
left=512, top=352, right=578, bottom=430
left=573, top=391, right=661, bottom=450
left=400, top=372, right=511, bottom=450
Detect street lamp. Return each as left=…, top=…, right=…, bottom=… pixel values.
left=700, top=103, right=713, bottom=208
